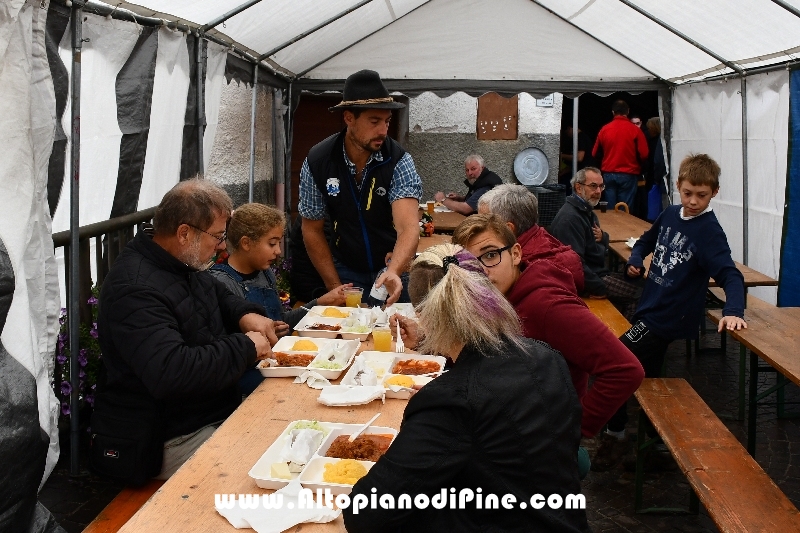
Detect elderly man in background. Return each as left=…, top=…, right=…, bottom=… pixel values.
left=91, top=179, right=277, bottom=485
left=478, top=183, right=584, bottom=293
left=549, top=168, right=643, bottom=320
left=435, top=154, right=502, bottom=215
left=300, top=69, right=422, bottom=306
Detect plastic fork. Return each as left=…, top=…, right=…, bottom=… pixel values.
left=395, top=320, right=405, bottom=353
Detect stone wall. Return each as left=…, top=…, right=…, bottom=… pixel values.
left=206, top=79, right=274, bottom=207
left=407, top=92, right=563, bottom=200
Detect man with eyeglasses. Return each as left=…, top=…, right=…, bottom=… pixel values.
left=592, top=100, right=649, bottom=211
left=92, top=179, right=280, bottom=485
left=550, top=168, right=644, bottom=320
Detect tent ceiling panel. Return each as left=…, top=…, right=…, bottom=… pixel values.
left=538, top=0, right=800, bottom=82
left=539, top=0, right=731, bottom=81
left=272, top=0, right=428, bottom=76
left=304, top=0, right=654, bottom=82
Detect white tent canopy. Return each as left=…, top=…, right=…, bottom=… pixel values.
left=113, top=0, right=800, bottom=89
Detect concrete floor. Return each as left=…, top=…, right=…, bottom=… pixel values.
left=39, top=320, right=800, bottom=532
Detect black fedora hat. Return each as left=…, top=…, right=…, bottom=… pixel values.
left=329, top=69, right=405, bottom=112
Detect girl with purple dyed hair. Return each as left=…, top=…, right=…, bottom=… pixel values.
left=344, top=244, right=589, bottom=533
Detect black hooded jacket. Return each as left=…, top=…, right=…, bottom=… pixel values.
left=94, top=232, right=264, bottom=440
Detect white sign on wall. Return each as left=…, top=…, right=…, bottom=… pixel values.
left=536, top=94, right=554, bottom=107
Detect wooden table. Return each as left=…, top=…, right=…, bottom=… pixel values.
left=608, top=241, right=778, bottom=288
left=707, top=305, right=800, bottom=457
left=119, top=342, right=410, bottom=533
left=595, top=210, right=651, bottom=243
left=419, top=209, right=466, bottom=233
left=416, top=233, right=451, bottom=254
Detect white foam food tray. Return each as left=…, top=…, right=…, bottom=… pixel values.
left=257, top=337, right=359, bottom=379
left=248, top=420, right=337, bottom=490
left=341, top=352, right=445, bottom=399
left=294, top=306, right=373, bottom=341
left=249, top=421, right=397, bottom=493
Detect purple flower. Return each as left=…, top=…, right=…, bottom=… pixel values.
left=58, top=332, right=68, bottom=343
left=87, top=296, right=98, bottom=305
left=79, top=369, right=86, bottom=379
left=85, top=394, right=94, bottom=406
left=61, top=402, right=70, bottom=416
left=78, top=350, right=88, bottom=367
left=90, top=329, right=98, bottom=339
left=60, top=380, right=71, bottom=396
left=56, top=354, right=67, bottom=365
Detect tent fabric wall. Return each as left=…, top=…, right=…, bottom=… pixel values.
left=0, top=0, right=62, bottom=531
left=202, top=41, right=228, bottom=173
left=671, top=71, right=789, bottom=304
left=780, top=70, right=800, bottom=306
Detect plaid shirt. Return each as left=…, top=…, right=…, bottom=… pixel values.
left=298, top=146, right=423, bottom=220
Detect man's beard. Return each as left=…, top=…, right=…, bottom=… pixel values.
left=178, top=236, right=213, bottom=271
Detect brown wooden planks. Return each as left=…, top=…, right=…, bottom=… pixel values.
left=636, top=378, right=800, bottom=532
left=582, top=297, right=631, bottom=337
left=82, top=479, right=164, bottom=533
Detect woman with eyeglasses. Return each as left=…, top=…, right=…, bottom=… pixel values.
left=449, top=215, right=643, bottom=469
left=344, top=243, right=589, bottom=533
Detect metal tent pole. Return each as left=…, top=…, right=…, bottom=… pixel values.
left=196, top=34, right=205, bottom=175
left=249, top=63, right=258, bottom=202
left=741, top=77, right=749, bottom=265
left=69, top=0, right=84, bottom=477
left=572, top=96, right=579, bottom=178
left=198, top=0, right=264, bottom=31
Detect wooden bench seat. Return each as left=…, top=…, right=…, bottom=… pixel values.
left=634, top=378, right=800, bottom=530
left=581, top=296, right=631, bottom=337
left=82, top=479, right=164, bottom=533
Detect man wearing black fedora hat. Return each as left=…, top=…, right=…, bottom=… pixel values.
left=299, top=69, right=422, bottom=305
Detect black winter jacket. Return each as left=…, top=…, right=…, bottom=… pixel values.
left=549, top=195, right=610, bottom=296
left=344, top=338, right=589, bottom=533
left=94, top=232, right=264, bottom=440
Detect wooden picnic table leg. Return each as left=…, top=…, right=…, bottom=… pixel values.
left=748, top=350, right=759, bottom=457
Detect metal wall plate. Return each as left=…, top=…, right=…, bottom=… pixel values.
left=513, top=147, right=549, bottom=186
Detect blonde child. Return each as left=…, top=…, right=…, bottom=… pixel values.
left=210, top=204, right=349, bottom=394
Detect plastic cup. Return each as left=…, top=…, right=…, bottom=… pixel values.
left=372, top=326, right=393, bottom=352
left=426, top=201, right=435, bottom=214
left=344, top=288, right=363, bottom=308
left=598, top=201, right=608, bottom=213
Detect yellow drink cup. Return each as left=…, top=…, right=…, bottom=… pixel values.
left=344, top=288, right=363, bottom=308
left=372, top=326, right=392, bottom=352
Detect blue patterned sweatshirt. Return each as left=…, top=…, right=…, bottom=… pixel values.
left=627, top=205, right=745, bottom=340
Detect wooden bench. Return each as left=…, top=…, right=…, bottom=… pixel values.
left=634, top=378, right=800, bottom=530
left=82, top=479, right=164, bottom=533
left=581, top=296, right=631, bottom=337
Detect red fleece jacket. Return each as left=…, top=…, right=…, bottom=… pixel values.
left=592, top=115, right=649, bottom=174
left=517, top=224, right=585, bottom=294
left=507, top=258, right=644, bottom=437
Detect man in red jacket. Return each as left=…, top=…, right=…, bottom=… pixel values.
left=452, top=215, right=644, bottom=448
left=592, top=100, right=649, bottom=211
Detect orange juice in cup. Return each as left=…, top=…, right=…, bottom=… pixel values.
left=344, top=288, right=363, bottom=308
left=372, top=325, right=392, bottom=352
left=426, top=201, right=435, bottom=214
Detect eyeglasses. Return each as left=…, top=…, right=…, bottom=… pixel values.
left=579, top=182, right=606, bottom=191
left=476, top=245, right=512, bottom=267
left=186, top=224, right=227, bottom=245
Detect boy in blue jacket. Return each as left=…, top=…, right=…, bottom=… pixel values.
left=593, top=153, right=748, bottom=471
